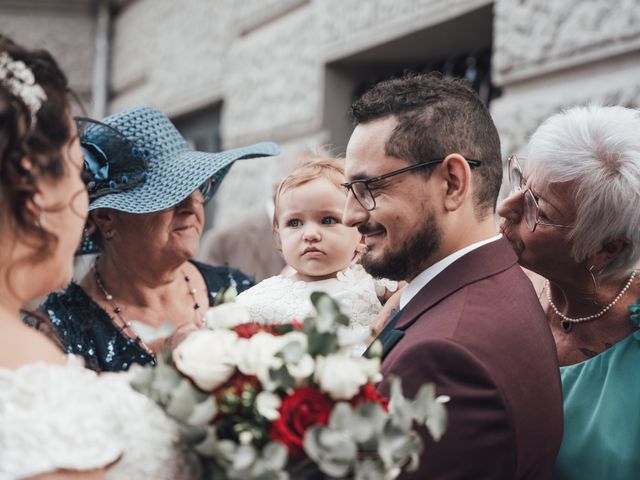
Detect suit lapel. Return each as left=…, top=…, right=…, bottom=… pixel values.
left=396, top=237, right=518, bottom=332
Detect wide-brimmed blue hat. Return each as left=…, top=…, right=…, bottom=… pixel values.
left=76, top=106, right=279, bottom=254
left=82, top=106, right=279, bottom=213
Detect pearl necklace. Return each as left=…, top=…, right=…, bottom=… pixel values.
left=93, top=260, right=206, bottom=357
left=545, top=269, right=638, bottom=333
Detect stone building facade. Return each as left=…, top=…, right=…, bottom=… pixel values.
left=2, top=0, right=640, bottom=230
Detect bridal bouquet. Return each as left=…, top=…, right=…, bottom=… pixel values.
left=131, top=291, right=448, bottom=479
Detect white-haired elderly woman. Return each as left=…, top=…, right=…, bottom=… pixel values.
left=39, top=106, right=279, bottom=373
left=498, top=105, right=640, bottom=479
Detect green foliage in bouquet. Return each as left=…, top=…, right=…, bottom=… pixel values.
left=131, top=290, right=449, bottom=479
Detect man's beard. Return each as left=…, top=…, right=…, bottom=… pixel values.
left=361, top=209, right=441, bottom=282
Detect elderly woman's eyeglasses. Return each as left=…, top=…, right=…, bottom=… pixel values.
left=508, top=155, right=572, bottom=233
left=342, top=158, right=482, bottom=211
left=198, top=177, right=215, bottom=203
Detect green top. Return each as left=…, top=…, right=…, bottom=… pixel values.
left=553, top=305, right=640, bottom=480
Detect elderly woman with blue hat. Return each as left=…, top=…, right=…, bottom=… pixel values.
left=40, top=106, right=279, bottom=372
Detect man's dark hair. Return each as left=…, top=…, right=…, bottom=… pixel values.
left=350, top=72, right=502, bottom=214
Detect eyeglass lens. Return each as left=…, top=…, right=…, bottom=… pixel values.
left=352, top=182, right=375, bottom=210
left=523, top=189, right=539, bottom=232
left=198, top=178, right=214, bottom=203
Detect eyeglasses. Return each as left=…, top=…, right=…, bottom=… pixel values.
left=198, top=177, right=215, bottom=203
left=342, top=158, right=482, bottom=211
left=508, top=155, right=572, bottom=233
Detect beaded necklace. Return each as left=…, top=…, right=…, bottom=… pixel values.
left=546, top=269, right=638, bottom=333
left=93, top=259, right=206, bottom=357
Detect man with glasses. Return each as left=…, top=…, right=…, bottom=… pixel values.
left=343, top=73, right=563, bottom=479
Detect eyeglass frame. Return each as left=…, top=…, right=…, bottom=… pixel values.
left=507, top=154, right=572, bottom=233
left=341, top=157, right=482, bottom=211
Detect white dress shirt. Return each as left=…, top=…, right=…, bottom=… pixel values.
left=399, top=234, right=503, bottom=310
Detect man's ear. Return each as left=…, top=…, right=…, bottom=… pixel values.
left=589, top=238, right=630, bottom=273
left=440, top=153, right=472, bottom=212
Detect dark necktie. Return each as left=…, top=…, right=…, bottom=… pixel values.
left=364, top=307, right=404, bottom=359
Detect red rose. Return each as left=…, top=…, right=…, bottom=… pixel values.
left=349, top=383, right=389, bottom=411
left=233, top=322, right=279, bottom=338
left=270, top=386, right=333, bottom=458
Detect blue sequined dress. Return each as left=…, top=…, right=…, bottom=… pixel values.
left=39, top=260, right=254, bottom=372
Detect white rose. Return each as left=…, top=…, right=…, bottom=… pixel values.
left=236, top=331, right=285, bottom=389
left=173, top=329, right=238, bottom=391
left=287, top=354, right=315, bottom=383
left=314, top=353, right=381, bottom=400
left=204, top=303, right=251, bottom=329
left=256, top=391, right=282, bottom=421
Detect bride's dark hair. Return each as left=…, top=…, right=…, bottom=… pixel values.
left=1, top=35, right=79, bottom=344
left=0, top=34, right=73, bottom=265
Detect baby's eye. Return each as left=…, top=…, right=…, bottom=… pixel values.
left=322, top=216, right=338, bottom=225
left=287, top=219, right=302, bottom=228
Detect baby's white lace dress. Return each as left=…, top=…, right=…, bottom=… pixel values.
left=237, top=264, right=397, bottom=354
left=0, top=355, right=200, bottom=480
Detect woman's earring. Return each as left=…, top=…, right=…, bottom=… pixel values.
left=35, top=207, right=46, bottom=229
left=588, top=265, right=602, bottom=306
left=105, top=230, right=114, bottom=240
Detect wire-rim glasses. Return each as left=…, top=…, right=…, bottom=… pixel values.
left=342, top=157, right=482, bottom=211
left=508, top=155, right=572, bottom=233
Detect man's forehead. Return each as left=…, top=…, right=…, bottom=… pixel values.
left=345, top=117, right=397, bottom=178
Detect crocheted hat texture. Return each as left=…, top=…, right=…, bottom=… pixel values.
left=88, top=106, right=279, bottom=214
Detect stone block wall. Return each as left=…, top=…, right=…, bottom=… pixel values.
left=492, top=0, right=640, bottom=158
left=0, top=0, right=96, bottom=101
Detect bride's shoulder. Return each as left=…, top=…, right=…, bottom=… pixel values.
left=0, top=356, right=127, bottom=479
left=0, top=322, right=66, bottom=370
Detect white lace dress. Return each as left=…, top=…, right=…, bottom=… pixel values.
left=0, top=356, right=200, bottom=480
left=236, top=264, right=397, bottom=354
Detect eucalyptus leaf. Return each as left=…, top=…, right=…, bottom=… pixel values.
left=179, top=423, right=207, bottom=445
left=387, top=377, right=412, bottom=431
left=268, top=364, right=295, bottom=391
left=149, top=359, right=183, bottom=405
left=409, top=383, right=448, bottom=441
left=354, top=457, right=386, bottom=480
left=307, top=331, right=339, bottom=356
left=231, top=444, right=257, bottom=471
left=378, top=422, right=416, bottom=470
left=187, top=396, right=218, bottom=426
left=165, top=378, right=200, bottom=422
left=328, top=402, right=356, bottom=431
left=129, top=364, right=155, bottom=393
left=194, top=426, right=220, bottom=458
left=304, top=426, right=357, bottom=478
left=260, top=442, right=289, bottom=471
left=351, top=402, right=387, bottom=444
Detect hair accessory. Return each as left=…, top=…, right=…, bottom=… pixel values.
left=104, top=230, right=114, bottom=240
left=76, top=117, right=148, bottom=200
left=0, top=51, right=47, bottom=122
left=546, top=269, right=638, bottom=333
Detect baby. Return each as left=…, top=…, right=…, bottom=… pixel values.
left=236, top=155, right=397, bottom=353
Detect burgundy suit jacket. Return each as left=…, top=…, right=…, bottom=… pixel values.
left=377, top=237, right=563, bottom=479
